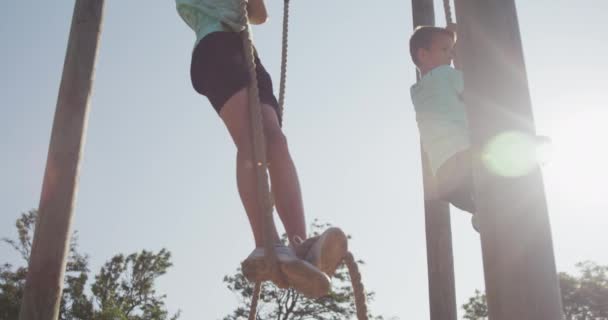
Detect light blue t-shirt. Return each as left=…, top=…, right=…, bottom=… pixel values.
left=410, top=65, right=471, bottom=174
left=175, top=0, right=246, bottom=47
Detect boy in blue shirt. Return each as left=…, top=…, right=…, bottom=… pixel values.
left=409, top=26, right=550, bottom=231
left=409, top=26, right=478, bottom=229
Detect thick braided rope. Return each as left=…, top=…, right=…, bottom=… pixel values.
left=239, top=2, right=281, bottom=318
left=344, top=251, right=369, bottom=320
left=248, top=282, right=262, bottom=320
left=277, top=0, right=290, bottom=121
left=443, top=0, right=454, bottom=25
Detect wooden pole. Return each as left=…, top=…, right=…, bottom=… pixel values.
left=19, top=1, right=104, bottom=319
left=411, top=1, right=458, bottom=319
left=421, top=151, right=458, bottom=320
left=453, top=1, right=564, bottom=319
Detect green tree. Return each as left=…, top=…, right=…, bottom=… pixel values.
left=462, top=261, right=608, bottom=320
left=0, top=210, right=180, bottom=320
left=1, top=210, right=89, bottom=320
left=90, top=249, right=178, bottom=320
left=1, top=211, right=35, bottom=319
left=0, top=263, right=26, bottom=319
left=222, top=221, right=386, bottom=320
left=462, top=290, right=487, bottom=320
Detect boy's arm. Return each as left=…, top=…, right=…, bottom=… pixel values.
left=447, top=23, right=462, bottom=70
left=247, top=0, right=268, bottom=25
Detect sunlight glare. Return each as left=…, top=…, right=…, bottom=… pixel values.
left=539, top=96, right=608, bottom=213
left=481, top=131, right=548, bottom=177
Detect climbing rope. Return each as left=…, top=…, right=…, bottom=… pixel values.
left=248, top=282, right=262, bottom=320
left=443, top=0, right=454, bottom=25
left=345, top=251, right=369, bottom=320
left=277, top=0, right=290, bottom=122
left=239, top=0, right=282, bottom=298
left=240, top=1, right=369, bottom=319
left=442, top=0, right=461, bottom=69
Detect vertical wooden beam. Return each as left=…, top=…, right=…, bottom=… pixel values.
left=421, top=151, right=458, bottom=320
left=453, top=1, right=564, bottom=320
left=19, top=1, right=104, bottom=319
left=411, top=1, right=458, bottom=320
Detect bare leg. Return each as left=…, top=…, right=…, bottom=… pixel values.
left=260, top=105, right=306, bottom=244
left=220, top=88, right=306, bottom=247
left=220, top=88, right=278, bottom=247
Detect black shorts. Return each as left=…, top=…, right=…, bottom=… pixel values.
left=190, top=31, right=280, bottom=120
left=436, top=149, right=476, bottom=214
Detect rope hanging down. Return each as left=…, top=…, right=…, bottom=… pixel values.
left=239, top=0, right=282, bottom=295
left=240, top=2, right=369, bottom=319
left=277, top=0, right=290, bottom=121
left=443, top=0, right=454, bottom=25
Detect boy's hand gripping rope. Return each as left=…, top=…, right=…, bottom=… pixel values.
left=240, top=1, right=369, bottom=319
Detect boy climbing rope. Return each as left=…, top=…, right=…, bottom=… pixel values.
left=409, top=26, right=549, bottom=232
left=174, top=0, right=347, bottom=297
left=409, top=26, right=477, bottom=230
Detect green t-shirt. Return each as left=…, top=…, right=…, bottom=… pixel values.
left=175, top=0, right=246, bottom=47
left=410, top=65, right=471, bottom=174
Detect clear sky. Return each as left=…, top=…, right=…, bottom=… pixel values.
left=1, top=1, right=607, bottom=319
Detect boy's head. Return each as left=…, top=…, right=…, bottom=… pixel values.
left=409, top=26, right=456, bottom=74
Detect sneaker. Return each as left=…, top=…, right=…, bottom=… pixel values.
left=241, top=244, right=330, bottom=298
left=295, top=227, right=348, bottom=277
left=241, top=247, right=288, bottom=288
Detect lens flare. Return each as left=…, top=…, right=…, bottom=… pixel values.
left=481, top=131, right=551, bottom=177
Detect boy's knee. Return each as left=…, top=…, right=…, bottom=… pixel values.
left=436, top=183, right=476, bottom=214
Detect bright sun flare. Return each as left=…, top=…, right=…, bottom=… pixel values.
left=474, top=98, right=606, bottom=208
left=539, top=102, right=607, bottom=203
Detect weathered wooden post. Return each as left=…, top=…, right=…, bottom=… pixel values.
left=19, top=1, right=105, bottom=319
left=453, top=0, right=564, bottom=319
